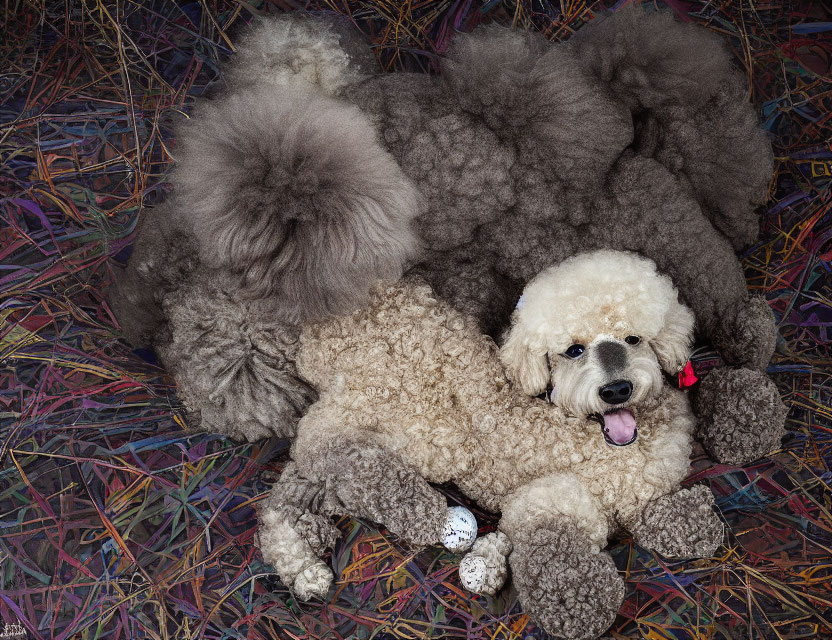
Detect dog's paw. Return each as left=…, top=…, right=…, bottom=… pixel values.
left=293, top=561, right=334, bottom=601
left=510, top=519, right=625, bottom=640
left=693, top=367, right=788, bottom=466
left=441, top=506, right=478, bottom=553
left=459, top=531, right=511, bottom=595
left=633, top=485, right=724, bottom=559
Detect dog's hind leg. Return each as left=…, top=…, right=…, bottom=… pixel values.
left=258, top=462, right=340, bottom=600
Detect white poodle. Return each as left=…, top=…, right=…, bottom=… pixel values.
left=251, top=249, right=724, bottom=640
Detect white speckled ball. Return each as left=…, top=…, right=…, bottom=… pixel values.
left=459, top=555, right=488, bottom=592
left=441, top=506, right=478, bottom=552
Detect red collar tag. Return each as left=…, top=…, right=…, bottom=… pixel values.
left=678, top=361, right=698, bottom=389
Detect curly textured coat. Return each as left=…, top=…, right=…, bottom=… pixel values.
left=110, top=6, right=786, bottom=456
left=108, top=7, right=791, bottom=638
left=252, top=252, right=727, bottom=639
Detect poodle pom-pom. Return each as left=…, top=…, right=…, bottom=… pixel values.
left=223, top=13, right=376, bottom=95
left=159, top=271, right=317, bottom=442
left=170, top=85, right=422, bottom=321
left=509, top=518, right=625, bottom=640
left=693, top=367, right=788, bottom=465
left=632, top=485, right=723, bottom=558
left=714, top=296, right=778, bottom=369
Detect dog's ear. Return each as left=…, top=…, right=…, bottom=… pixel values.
left=500, top=321, right=550, bottom=396
left=649, top=297, right=695, bottom=375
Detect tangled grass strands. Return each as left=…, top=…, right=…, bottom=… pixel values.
left=1, top=1, right=830, bottom=638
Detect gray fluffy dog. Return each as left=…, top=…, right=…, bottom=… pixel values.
left=109, top=6, right=788, bottom=638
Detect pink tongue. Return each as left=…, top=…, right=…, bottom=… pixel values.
left=604, top=409, right=637, bottom=445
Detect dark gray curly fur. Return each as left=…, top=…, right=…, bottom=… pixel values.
left=693, top=367, right=788, bottom=465
left=158, top=271, right=316, bottom=441
left=111, top=5, right=781, bottom=370
left=260, top=463, right=340, bottom=554
left=336, top=6, right=777, bottom=367
left=571, top=7, right=773, bottom=253
left=631, top=485, right=723, bottom=558
left=300, top=437, right=448, bottom=547
left=713, top=296, right=779, bottom=371
left=508, top=516, right=625, bottom=640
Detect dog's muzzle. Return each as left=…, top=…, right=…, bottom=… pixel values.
left=591, top=409, right=638, bottom=446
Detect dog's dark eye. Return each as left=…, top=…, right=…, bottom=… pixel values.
left=625, top=336, right=641, bottom=345
left=565, top=344, right=585, bottom=358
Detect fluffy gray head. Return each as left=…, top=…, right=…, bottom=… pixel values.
left=169, top=83, right=422, bottom=322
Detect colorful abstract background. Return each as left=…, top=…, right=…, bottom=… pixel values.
left=1, top=1, right=831, bottom=638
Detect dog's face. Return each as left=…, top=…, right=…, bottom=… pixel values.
left=549, top=333, right=664, bottom=445
left=500, top=250, right=695, bottom=446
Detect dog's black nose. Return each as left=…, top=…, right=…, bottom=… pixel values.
left=599, top=380, right=632, bottom=404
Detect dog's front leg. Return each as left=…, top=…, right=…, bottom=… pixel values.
left=260, top=435, right=473, bottom=601
left=497, top=475, right=625, bottom=640
left=628, top=485, right=724, bottom=559
left=294, top=433, right=460, bottom=549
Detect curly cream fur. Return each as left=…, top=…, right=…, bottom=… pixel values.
left=500, top=250, right=694, bottom=397
left=292, top=272, right=697, bottom=519
left=257, top=259, right=714, bottom=638
left=258, top=509, right=333, bottom=600
left=257, top=462, right=341, bottom=599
